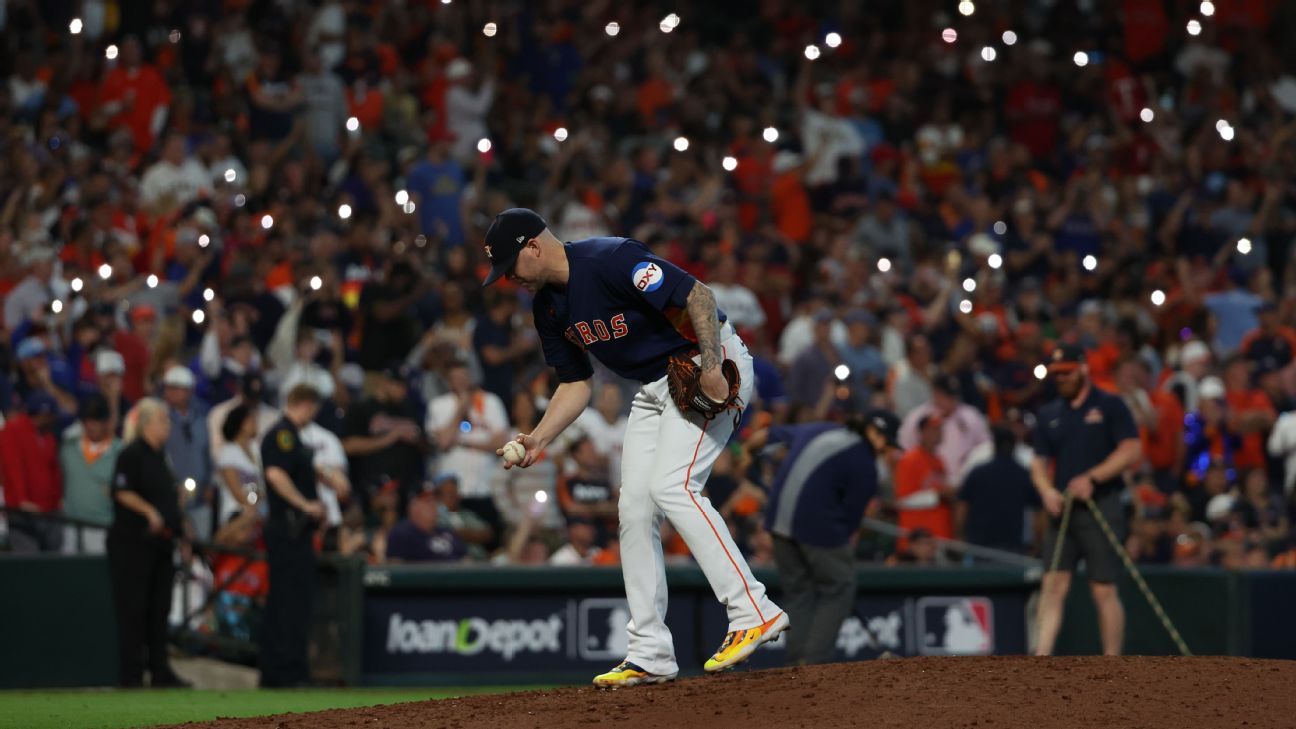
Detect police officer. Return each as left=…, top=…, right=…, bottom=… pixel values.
left=259, top=384, right=324, bottom=688
left=108, top=398, right=189, bottom=688
left=1031, top=344, right=1143, bottom=656
left=750, top=409, right=900, bottom=665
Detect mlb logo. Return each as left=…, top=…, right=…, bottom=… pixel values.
left=916, top=597, right=994, bottom=656
left=577, top=598, right=630, bottom=661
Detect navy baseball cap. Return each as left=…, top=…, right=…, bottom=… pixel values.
left=1048, top=343, right=1087, bottom=373
left=482, top=208, right=548, bottom=286
left=865, top=409, right=901, bottom=448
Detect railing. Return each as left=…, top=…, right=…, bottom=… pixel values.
left=858, top=516, right=1044, bottom=571
left=0, top=505, right=110, bottom=554
left=0, top=506, right=363, bottom=683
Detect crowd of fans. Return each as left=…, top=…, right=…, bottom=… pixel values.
left=2, top=0, right=1296, bottom=586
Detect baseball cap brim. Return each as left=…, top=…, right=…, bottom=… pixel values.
left=481, top=253, right=519, bottom=286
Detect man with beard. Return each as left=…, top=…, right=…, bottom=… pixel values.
left=1031, top=344, right=1143, bottom=656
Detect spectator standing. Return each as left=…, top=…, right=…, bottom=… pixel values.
left=894, top=414, right=956, bottom=543
left=956, top=426, right=1040, bottom=555
left=161, top=366, right=213, bottom=539
left=956, top=409, right=1035, bottom=485
left=854, top=191, right=913, bottom=273
left=107, top=398, right=187, bottom=688
left=3, top=248, right=55, bottom=332
left=1203, top=272, right=1263, bottom=355
left=756, top=411, right=899, bottom=665
left=1163, top=340, right=1212, bottom=412
left=99, top=38, right=172, bottom=154
left=214, top=404, right=263, bottom=526
left=259, top=385, right=325, bottom=688
left=1116, top=358, right=1185, bottom=494
left=494, top=391, right=561, bottom=529
left=139, top=133, right=209, bottom=214
left=785, top=309, right=842, bottom=414
left=472, top=290, right=535, bottom=407
left=94, top=350, right=132, bottom=425
left=778, top=299, right=847, bottom=368
left=1004, top=62, right=1060, bottom=160
left=1032, top=344, right=1143, bottom=657
left=300, top=419, right=351, bottom=529
left=384, top=491, right=467, bottom=563
left=356, top=261, right=422, bottom=372
left=556, top=435, right=618, bottom=545
left=444, top=58, right=494, bottom=164
left=244, top=48, right=302, bottom=144
left=297, top=50, right=348, bottom=162
left=837, top=309, right=888, bottom=403
left=427, top=359, right=509, bottom=537
left=1270, top=409, right=1296, bottom=499
left=95, top=301, right=153, bottom=405
left=573, top=383, right=629, bottom=490
left=1241, top=302, right=1296, bottom=372
left=898, top=375, right=992, bottom=480
left=888, top=334, right=935, bottom=419
left=343, top=365, right=426, bottom=505
left=275, top=327, right=340, bottom=404
left=708, top=254, right=766, bottom=332
left=1184, top=377, right=1238, bottom=483
left=13, top=337, right=79, bottom=417
left=207, top=373, right=278, bottom=461
left=1222, top=356, right=1277, bottom=473
left=0, top=392, right=63, bottom=552
left=59, top=394, right=121, bottom=554
left=406, top=134, right=466, bottom=246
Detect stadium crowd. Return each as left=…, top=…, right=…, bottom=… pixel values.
left=2, top=0, right=1296, bottom=584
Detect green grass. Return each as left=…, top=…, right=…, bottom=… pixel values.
left=0, top=687, right=528, bottom=729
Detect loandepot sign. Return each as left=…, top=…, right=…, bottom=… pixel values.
left=385, top=613, right=564, bottom=661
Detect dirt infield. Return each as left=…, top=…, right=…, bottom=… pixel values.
left=167, top=656, right=1295, bottom=729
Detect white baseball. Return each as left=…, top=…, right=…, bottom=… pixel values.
left=501, top=440, right=526, bottom=465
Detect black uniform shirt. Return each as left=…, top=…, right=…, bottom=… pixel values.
left=260, top=417, right=317, bottom=527
left=110, top=438, right=182, bottom=538
left=1033, top=386, right=1138, bottom=496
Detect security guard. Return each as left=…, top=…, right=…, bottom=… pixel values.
left=749, top=409, right=900, bottom=665
left=108, top=398, right=189, bottom=688
left=259, top=384, right=324, bottom=688
left=1031, top=343, right=1142, bottom=656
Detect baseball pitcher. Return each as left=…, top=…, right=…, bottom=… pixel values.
left=483, top=208, right=787, bottom=686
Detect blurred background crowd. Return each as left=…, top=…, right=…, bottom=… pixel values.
left=2, top=0, right=1296, bottom=581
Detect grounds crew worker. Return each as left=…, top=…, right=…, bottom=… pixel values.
left=108, top=398, right=189, bottom=688
left=750, top=410, right=900, bottom=665
left=1032, top=344, right=1142, bottom=656
left=259, top=384, right=324, bottom=688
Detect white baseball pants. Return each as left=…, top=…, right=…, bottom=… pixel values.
left=618, top=326, right=781, bottom=676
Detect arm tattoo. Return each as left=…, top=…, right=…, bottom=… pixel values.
left=686, top=282, right=722, bottom=370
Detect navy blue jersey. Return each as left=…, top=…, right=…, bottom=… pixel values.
left=763, top=423, right=877, bottom=548
left=1033, top=386, right=1138, bottom=496
left=533, top=237, right=727, bottom=383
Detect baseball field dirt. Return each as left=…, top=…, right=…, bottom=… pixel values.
left=164, top=656, right=1296, bottom=729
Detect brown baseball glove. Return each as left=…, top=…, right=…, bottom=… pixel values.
left=666, top=355, right=742, bottom=422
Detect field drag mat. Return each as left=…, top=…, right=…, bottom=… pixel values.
left=164, top=656, right=1296, bottom=729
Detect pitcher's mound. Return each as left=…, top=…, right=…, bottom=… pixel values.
left=170, top=656, right=1296, bottom=729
